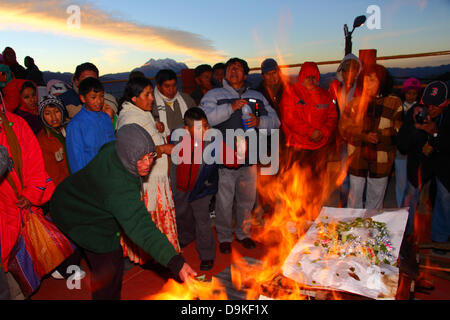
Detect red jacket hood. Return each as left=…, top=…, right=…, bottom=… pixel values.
left=298, top=61, right=320, bottom=84
left=3, top=79, right=36, bottom=113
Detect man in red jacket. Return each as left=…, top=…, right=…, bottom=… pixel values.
left=280, top=62, right=338, bottom=159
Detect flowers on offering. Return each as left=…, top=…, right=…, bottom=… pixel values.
left=311, top=217, right=396, bottom=266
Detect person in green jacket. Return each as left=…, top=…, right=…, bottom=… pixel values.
left=50, top=123, right=196, bottom=300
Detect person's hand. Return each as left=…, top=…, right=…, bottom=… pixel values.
left=178, top=263, right=197, bottom=282
left=310, top=129, right=323, bottom=142
left=244, top=113, right=260, bottom=129
left=412, top=106, right=425, bottom=124
left=156, top=121, right=165, bottom=133
left=163, top=144, right=175, bottom=155
left=415, top=119, right=437, bottom=135
left=366, top=132, right=379, bottom=144
left=16, top=195, right=31, bottom=210
left=156, top=144, right=174, bottom=157
left=231, top=99, right=247, bottom=112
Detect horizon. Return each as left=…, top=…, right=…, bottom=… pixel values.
left=2, top=0, right=450, bottom=76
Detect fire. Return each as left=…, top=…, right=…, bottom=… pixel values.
left=249, top=147, right=343, bottom=299
left=148, top=276, right=228, bottom=300
left=148, top=145, right=344, bottom=301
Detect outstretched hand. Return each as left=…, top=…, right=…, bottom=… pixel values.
left=178, top=263, right=197, bottom=282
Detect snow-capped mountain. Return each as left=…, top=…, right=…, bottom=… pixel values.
left=41, top=60, right=450, bottom=98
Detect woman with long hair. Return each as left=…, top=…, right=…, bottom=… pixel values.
left=339, top=64, right=403, bottom=209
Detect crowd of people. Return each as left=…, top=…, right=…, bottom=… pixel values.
left=0, top=45, right=449, bottom=300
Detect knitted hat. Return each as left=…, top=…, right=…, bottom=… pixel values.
left=115, top=124, right=156, bottom=177
left=421, top=81, right=448, bottom=107
left=38, top=95, right=66, bottom=128
left=261, top=58, right=279, bottom=74
left=0, top=145, right=11, bottom=177
left=402, top=77, right=421, bottom=94
left=104, top=93, right=118, bottom=114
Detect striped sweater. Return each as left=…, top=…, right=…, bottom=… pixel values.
left=339, top=95, right=403, bottom=178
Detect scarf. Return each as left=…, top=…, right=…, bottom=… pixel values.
left=154, top=87, right=188, bottom=137
left=403, top=100, right=416, bottom=114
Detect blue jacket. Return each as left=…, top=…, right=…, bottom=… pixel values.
left=66, top=106, right=115, bottom=173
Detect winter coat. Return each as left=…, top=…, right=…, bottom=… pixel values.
left=0, top=112, right=55, bottom=269
left=65, top=106, right=115, bottom=173
left=169, top=133, right=219, bottom=203
left=280, top=62, right=338, bottom=150
left=49, top=141, right=180, bottom=267
left=36, top=127, right=70, bottom=186
left=200, top=79, right=280, bottom=136
left=339, top=95, right=403, bottom=178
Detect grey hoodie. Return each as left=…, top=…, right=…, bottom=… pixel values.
left=115, top=124, right=156, bottom=177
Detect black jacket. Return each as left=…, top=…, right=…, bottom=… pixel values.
left=397, top=105, right=450, bottom=191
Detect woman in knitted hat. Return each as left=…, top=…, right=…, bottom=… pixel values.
left=36, top=95, right=70, bottom=186
left=49, top=124, right=196, bottom=299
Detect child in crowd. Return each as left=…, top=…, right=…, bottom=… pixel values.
left=36, top=95, right=70, bottom=186
left=169, top=107, right=217, bottom=271
left=395, top=77, right=422, bottom=208
left=65, top=77, right=115, bottom=173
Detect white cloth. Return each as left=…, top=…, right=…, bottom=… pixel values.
left=116, top=101, right=173, bottom=211
left=154, top=87, right=188, bottom=137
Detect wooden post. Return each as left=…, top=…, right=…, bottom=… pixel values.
left=181, top=69, right=196, bottom=94
left=359, top=49, right=377, bottom=68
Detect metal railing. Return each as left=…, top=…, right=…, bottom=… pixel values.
left=101, top=50, right=450, bottom=85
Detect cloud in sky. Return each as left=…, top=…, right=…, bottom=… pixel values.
left=0, top=0, right=226, bottom=63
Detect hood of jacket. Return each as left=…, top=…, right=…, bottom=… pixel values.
left=298, top=61, right=320, bottom=84
left=336, top=53, right=362, bottom=83
left=3, top=79, right=33, bottom=112
left=115, top=123, right=156, bottom=177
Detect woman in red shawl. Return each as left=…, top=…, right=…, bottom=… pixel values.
left=0, top=108, right=56, bottom=295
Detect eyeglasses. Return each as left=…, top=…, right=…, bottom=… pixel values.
left=140, top=152, right=157, bottom=161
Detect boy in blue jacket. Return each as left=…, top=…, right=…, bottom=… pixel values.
left=66, top=77, right=115, bottom=173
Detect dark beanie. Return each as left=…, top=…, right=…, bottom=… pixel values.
left=115, top=124, right=156, bottom=177
left=0, top=145, right=11, bottom=177
left=261, top=58, right=279, bottom=74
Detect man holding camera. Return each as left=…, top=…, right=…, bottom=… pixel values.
left=397, top=81, right=450, bottom=251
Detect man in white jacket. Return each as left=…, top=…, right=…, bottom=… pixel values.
left=200, top=58, right=280, bottom=254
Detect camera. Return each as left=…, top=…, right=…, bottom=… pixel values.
left=415, top=105, right=428, bottom=124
